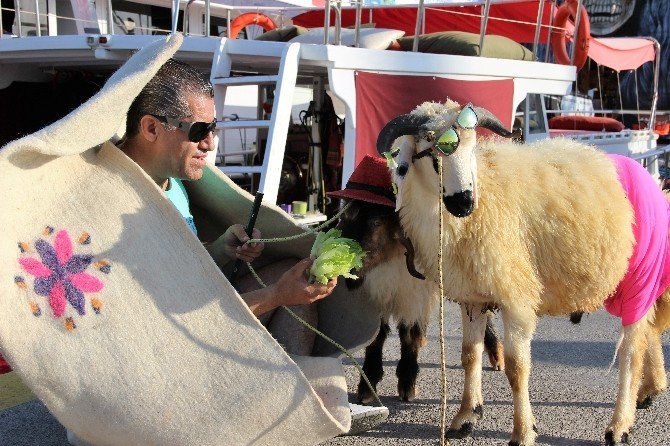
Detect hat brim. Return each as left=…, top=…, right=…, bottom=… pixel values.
left=328, top=189, right=395, bottom=208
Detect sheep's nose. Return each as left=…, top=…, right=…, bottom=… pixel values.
left=443, top=190, right=474, bottom=217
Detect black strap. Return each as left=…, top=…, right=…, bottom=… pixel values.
left=345, top=181, right=396, bottom=202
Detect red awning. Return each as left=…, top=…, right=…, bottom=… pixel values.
left=588, top=37, right=656, bottom=72
left=293, top=1, right=552, bottom=44
left=354, top=72, right=513, bottom=165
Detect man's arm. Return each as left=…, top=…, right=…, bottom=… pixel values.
left=240, top=258, right=337, bottom=316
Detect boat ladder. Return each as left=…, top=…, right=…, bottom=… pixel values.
left=210, top=41, right=301, bottom=204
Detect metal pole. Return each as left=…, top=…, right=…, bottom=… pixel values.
left=334, top=0, right=341, bottom=45
left=646, top=37, right=660, bottom=131
left=569, top=0, right=583, bottom=66
left=0, top=0, right=4, bottom=37
left=412, top=0, right=425, bottom=52
left=545, top=0, right=556, bottom=63
left=226, top=9, right=230, bottom=37
left=323, top=0, right=331, bottom=44
left=204, top=0, right=210, bottom=36
left=170, top=0, right=179, bottom=34
left=354, top=0, right=362, bottom=48
left=33, top=0, right=40, bottom=35
left=478, top=0, right=492, bottom=56
left=106, top=0, right=113, bottom=34
left=532, top=0, right=545, bottom=56
left=15, top=0, right=22, bottom=37
left=309, top=77, right=324, bottom=213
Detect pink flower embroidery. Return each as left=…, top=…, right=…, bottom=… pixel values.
left=19, top=230, right=103, bottom=318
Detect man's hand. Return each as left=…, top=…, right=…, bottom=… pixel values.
left=221, top=224, right=264, bottom=262
left=270, top=258, right=338, bottom=307
left=206, top=224, right=264, bottom=266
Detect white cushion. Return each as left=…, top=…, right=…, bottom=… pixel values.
left=289, top=27, right=405, bottom=50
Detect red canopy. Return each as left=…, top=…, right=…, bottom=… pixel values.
left=293, top=2, right=552, bottom=44
left=354, top=72, right=513, bottom=165
left=588, top=37, right=656, bottom=71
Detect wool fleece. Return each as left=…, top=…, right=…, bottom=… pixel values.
left=0, top=35, right=380, bottom=446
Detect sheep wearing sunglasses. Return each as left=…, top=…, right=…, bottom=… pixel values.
left=376, top=99, right=670, bottom=446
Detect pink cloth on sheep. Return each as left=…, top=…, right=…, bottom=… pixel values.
left=604, top=154, right=670, bottom=326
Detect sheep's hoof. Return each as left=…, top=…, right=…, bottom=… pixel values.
left=636, top=396, right=653, bottom=410
left=445, top=422, right=473, bottom=439
left=605, top=430, right=631, bottom=445
left=397, top=383, right=417, bottom=402
left=473, top=404, right=483, bottom=419
left=357, top=389, right=377, bottom=405
left=487, top=343, right=505, bottom=371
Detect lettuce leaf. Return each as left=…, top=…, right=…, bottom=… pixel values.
left=308, top=229, right=365, bottom=284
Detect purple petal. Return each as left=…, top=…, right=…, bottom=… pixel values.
left=65, top=254, right=93, bottom=274
left=34, top=276, right=56, bottom=296
left=63, top=279, right=86, bottom=316
left=35, top=239, right=59, bottom=270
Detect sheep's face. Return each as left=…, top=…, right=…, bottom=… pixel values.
left=423, top=104, right=479, bottom=217
left=376, top=100, right=513, bottom=218
left=336, top=200, right=402, bottom=289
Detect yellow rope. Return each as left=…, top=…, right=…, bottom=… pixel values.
left=438, top=161, right=447, bottom=445
left=243, top=199, right=382, bottom=407
left=245, top=259, right=384, bottom=408
left=247, top=201, right=353, bottom=245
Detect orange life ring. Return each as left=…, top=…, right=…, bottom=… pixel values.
left=550, top=0, right=591, bottom=69
left=229, top=12, right=277, bottom=39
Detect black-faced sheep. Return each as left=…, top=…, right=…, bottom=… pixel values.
left=376, top=99, right=670, bottom=446
left=328, top=157, right=504, bottom=404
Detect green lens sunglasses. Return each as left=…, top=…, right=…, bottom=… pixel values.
left=434, top=104, right=478, bottom=156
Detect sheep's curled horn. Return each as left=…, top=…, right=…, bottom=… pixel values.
left=375, top=105, right=514, bottom=156
left=472, top=106, right=514, bottom=138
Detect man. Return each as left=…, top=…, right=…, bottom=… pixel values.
left=117, top=59, right=336, bottom=326
left=110, top=58, right=388, bottom=437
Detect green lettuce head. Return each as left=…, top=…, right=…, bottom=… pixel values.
left=308, top=229, right=365, bottom=285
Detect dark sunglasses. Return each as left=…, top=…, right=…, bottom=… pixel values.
left=434, top=104, right=478, bottom=156
left=151, top=115, right=217, bottom=142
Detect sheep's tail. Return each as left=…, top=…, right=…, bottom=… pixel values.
left=607, top=331, right=625, bottom=374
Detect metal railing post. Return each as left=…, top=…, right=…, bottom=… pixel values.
left=569, top=0, right=583, bottom=66
left=204, top=0, right=210, bottom=36
left=354, top=0, right=362, bottom=47
left=478, top=0, right=492, bottom=56
left=545, top=0, right=556, bottom=62
left=15, top=0, right=22, bottom=36
left=532, top=0, right=545, bottom=56
left=171, top=0, right=180, bottom=34
left=226, top=9, right=230, bottom=37
left=106, top=0, right=113, bottom=34
left=647, top=37, right=661, bottom=130
left=412, top=0, right=425, bottom=52
left=323, top=0, right=331, bottom=44
left=334, top=0, right=341, bottom=45
left=33, top=0, right=41, bottom=35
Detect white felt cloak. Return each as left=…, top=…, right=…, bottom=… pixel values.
left=0, top=34, right=380, bottom=446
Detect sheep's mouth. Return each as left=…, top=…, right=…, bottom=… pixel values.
left=443, top=190, right=474, bottom=217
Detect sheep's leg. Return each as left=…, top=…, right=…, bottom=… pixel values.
left=636, top=325, right=667, bottom=409
left=605, top=317, right=647, bottom=446
left=358, top=319, right=391, bottom=404
left=446, top=303, right=488, bottom=439
left=502, top=307, right=538, bottom=446
left=484, top=311, right=505, bottom=371
left=396, top=322, right=425, bottom=401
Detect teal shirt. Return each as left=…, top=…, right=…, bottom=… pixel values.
left=164, top=178, right=197, bottom=235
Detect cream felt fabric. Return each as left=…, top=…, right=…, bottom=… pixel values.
left=0, top=35, right=380, bottom=446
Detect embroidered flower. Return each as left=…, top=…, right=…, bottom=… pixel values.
left=19, top=230, right=103, bottom=318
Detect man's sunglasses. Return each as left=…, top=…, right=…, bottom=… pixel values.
left=151, top=115, right=217, bottom=142
left=434, top=104, right=478, bottom=156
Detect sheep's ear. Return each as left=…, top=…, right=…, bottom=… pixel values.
left=473, top=107, right=514, bottom=137
left=376, top=114, right=431, bottom=155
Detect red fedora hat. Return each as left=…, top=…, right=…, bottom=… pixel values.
left=328, top=155, right=395, bottom=207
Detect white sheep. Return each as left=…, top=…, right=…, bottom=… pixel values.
left=376, top=99, right=670, bottom=446
left=329, top=155, right=505, bottom=403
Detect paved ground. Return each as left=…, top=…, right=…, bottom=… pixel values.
left=2, top=304, right=669, bottom=446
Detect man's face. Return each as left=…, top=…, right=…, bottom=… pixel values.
left=157, top=93, right=216, bottom=182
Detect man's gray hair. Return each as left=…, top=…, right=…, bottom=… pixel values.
left=125, top=59, right=213, bottom=137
